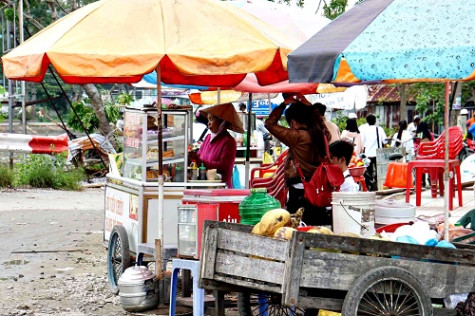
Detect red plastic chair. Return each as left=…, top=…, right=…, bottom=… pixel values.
left=405, top=127, right=463, bottom=210
left=250, top=150, right=288, bottom=207
left=250, top=150, right=288, bottom=185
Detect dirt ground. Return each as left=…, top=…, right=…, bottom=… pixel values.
left=0, top=187, right=129, bottom=315
left=0, top=187, right=228, bottom=316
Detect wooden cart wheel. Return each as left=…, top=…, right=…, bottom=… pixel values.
left=342, top=266, right=433, bottom=316
left=107, top=225, right=131, bottom=295
left=238, top=291, right=306, bottom=316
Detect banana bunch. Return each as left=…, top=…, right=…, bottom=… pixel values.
left=290, top=207, right=305, bottom=228
left=252, top=209, right=291, bottom=237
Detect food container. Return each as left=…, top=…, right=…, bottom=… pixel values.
left=348, top=166, right=366, bottom=177
left=118, top=265, right=159, bottom=312
left=375, top=199, right=416, bottom=224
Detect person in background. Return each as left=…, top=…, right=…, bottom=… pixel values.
left=407, top=115, right=420, bottom=138
left=415, top=120, right=433, bottom=144
left=265, top=95, right=331, bottom=226
left=256, top=115, right=271, bottom=152
left=341, top=117, right=363, bottom=155
left=392, top=120, right=414, bottom=158
left=189, top=103, right=244, bottom=188
left=467, top=111, right=475, bottom=129
left=329, top=140, right=359, bottom=192
left=239, top=103, right=247, bottom=113
left=360, top=114, right=387, bottom=191
left=414, top=120, right=433, bottom=188
left=316, top=103, right=340, bottom=144
left=192, top=109, right=209, bottom=143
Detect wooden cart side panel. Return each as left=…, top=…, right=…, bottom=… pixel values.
left=208, top=220, right=254, bottom=233
left=214, top=251, right=286, bottom=285
left=283, top=234, right=305, bottom=307
left=299, top=250, right=475, bottom=298
left=208, top=276, right=283, bottom=294
left=217, top=229, right=288, bottom=261
left=297, top=232, right=475, bottom=266
left=199, top=223, right=219, bottom=282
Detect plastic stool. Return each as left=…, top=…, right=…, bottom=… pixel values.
left=352, top=175, right=367, bottom=191
left=169, top=259, right=204, bottom=316
left=384, top=162, right=413, bottom=189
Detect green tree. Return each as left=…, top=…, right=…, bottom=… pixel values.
left=322, top=0, right=348, bottom=20
left=1, top=0, right=116, bottom=147
left=407, top=83, right=445, bottom=126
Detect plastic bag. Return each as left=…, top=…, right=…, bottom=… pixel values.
left=263, top=152, right=274, bottom=164
left=232, top=166, right=243, bottom=189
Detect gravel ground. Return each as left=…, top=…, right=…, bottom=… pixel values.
left=0, top=187, right=128, bottom=316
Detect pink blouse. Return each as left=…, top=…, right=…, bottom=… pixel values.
left=197, top=131, right=237, bottom=188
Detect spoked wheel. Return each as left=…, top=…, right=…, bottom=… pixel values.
left=342, top=266, right=433, bottom=316
left=107, top=225, right=131, bottom=294
left=238, top=291, right=306, bottom=316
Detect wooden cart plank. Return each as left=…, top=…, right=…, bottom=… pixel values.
left=214, top=251, right=286, bottom=285
left=299, top=250, right=475, bottom=298
left=212, top=275, right=282, bottom=293
left=298, top=232, right=475, bottom=266
left=283, top=234, right=305, bottom=307
left=298, top=296, right=343, bottom=311
left=205, top=220, right=253, bottom=233
left=199, top=223, right=219, bottom=282
left=217, top=229, right=288, bottom=262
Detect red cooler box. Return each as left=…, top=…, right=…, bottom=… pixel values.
left=178, top=189, right=250, bottom=259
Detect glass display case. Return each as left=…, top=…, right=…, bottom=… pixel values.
left=122, top=108, right=190, bottom=182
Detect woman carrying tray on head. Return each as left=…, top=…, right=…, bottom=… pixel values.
left=189, top=103, right=244, bottom=188
left=265, top=94, right=331, bottom=226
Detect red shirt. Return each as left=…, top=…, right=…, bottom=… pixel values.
left=197, top=131, right=237, bottom=188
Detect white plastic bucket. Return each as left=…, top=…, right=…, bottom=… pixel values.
left=331, top=192, right=376, bottom=237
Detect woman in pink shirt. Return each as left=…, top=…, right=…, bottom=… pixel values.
left=191, top=103, right=244, bottom=188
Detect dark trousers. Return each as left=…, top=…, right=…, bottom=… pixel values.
left=365, top=157, right=378, bottom=191
left=287, top=186, right=332, bottom=226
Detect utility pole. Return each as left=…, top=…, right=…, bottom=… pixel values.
left=399, top=83, right=407, bottom=122
left=19, top=0, right=27, bottom=134
left=6, top=18, right=14, bottom=167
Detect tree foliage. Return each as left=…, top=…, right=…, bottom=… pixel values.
left=67, top=98, right=121, bottom=134
left=323, top=0, right=348, bottom=20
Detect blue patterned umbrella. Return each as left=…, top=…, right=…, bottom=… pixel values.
left=289, top=0, right=475, bottom=241
left=288, top=0, right=475, bottom=84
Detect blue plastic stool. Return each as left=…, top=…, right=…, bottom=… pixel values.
left=169, top=259, right=204, bottom=316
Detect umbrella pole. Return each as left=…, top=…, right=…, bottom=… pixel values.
left=245, top=93, right=253, bottom=189
left=157, top=66, right=165, bottom=273
left=443, top=82, right=450, bottom=242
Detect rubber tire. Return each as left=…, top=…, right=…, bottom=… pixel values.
left=238, top=291, right=305, bottom=316
left=238, top=292, right=252, bottom=316
left=459, top=147, right=473, bottom=162
left=107, top=225, right=131, bottom=295
left=342, top=266, right=433, bottom=316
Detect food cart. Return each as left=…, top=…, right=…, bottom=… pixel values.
left=104, top=106, right=226, bottom=293
left=199, top=220, right=475, bottom=315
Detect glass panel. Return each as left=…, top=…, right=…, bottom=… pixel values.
left=123, top=112, right=144, bottom=180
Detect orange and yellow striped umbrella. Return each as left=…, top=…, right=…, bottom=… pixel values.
left=2, top=0, right=298, bottom=86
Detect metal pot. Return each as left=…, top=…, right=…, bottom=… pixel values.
left=118, top=265, right=159, bottom=312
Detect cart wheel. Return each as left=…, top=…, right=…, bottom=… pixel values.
left=107, top=225, right=131, bottom=295
left=238, top=291, right=306, bottom=316
left=342, top=266, right=433, bottom=316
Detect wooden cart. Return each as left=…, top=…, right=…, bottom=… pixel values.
left=199, top=221, right=475, bottom=315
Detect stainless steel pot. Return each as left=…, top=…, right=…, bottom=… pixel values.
left=118, top=265, right=159, bottom=312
